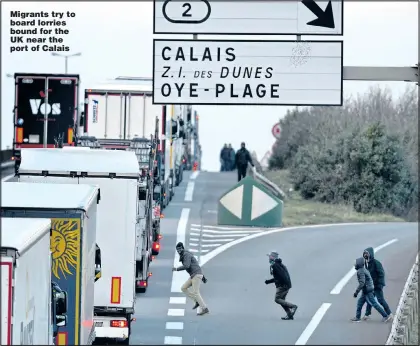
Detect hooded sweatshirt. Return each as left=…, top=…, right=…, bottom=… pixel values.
left=363, top=247, right=386, bottom=289
left=266, top=258, right=292, bottom=289
left=355, top=257, right=374, bottom=295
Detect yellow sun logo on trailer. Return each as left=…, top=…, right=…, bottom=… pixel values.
left=51, top=219, right=80, bottom=279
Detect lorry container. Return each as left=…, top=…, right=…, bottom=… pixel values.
left=81, top=77, right=172, bottom=209
left=1, top=217, right=68, bottom=345
left=1, top=182, right=101, bottom=345
left=12, top=73, right=80, bottom=173
left=17, top=148, right=146, bottom=344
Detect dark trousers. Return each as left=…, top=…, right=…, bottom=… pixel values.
left=275, top=287, right=296, bottom=316
left=356, top=291, right=387, bottom=319
left=365, top=288, right=391, bottom=316
left=237, top=165, right=247, bottom=181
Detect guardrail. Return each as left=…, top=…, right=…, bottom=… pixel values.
left=247, top=155, right=286, bottom=200
left=386, top=254, right=419, bottom=345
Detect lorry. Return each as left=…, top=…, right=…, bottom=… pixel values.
left=1, top=182, right=101, bottom=345
left=17, top=147, right=147, bottom=344
left=12, top=73, right=80, bottom=173
left=80, top=77, right=172, bottom=209
left=78, top=117, right=163, bottom=258
left=1, top=217, right=68, bottom=345
left=171, top=105, right=186, bottom=187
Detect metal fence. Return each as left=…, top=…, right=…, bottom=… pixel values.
left=247, top=152, right=286, bottom=201
left=386, top=254, right=419, bottom=345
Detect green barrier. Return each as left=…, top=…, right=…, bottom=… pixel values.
left=217, top=176, right=283, bottom=227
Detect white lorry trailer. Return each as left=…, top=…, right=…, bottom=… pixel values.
left=80, top=77, right=172, bottom=209
left=17, top=148, right=146, bottom=344
left=1, top=183, right=101, bottom=346
left=1, top=218, right=68, bottom=345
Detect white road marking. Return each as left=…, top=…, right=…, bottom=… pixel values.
left=330, top=238, right=398, bottom=295
left=167, top=309, right=185, bottom=317
left=169, top=297, right=186, bottom=305
left=184, top=182, right=195, bottom=202
left=189, top=242, right=199, bottom=246
left=295, top=303, right=331, bottom=345
left=191, top=223, right=260, bottom=231
left=1, top=174, right=15, bottom=182
left=189, top=249, right=199, bottom=253
left=202, top=238, right=235, bottom=242
left=190, top=237, right=199, bottom=241
left=166, top=322, right=184, bottom=330
left=201, top=229, right=261, bottom=234
left=190, top=232, right=200, bottom=236
left=199, top=222, right=380, bottom=267
left=171, top=208, right=190, bottom=293
left=190, top=171, right=200, bottom=180
left=202, top=233, right=250, bottom=238
left=191, top=227, right=201, bottom=231
left=202, top=243, right=222, bottom=247
left=164, top=336, right=183, bottom=344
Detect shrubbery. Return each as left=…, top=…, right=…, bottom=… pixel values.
left=269, top=86, right=418, bottom=220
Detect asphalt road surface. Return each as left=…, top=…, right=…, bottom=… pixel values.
left=2, top=169, right=418, bottom=345
left=1, top=165, right=16, bottom=181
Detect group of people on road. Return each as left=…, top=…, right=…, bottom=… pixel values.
left=172, top=221, right=392, bottom=324
left=264, top=247, right=392, bottom=323
left=220, top=142, right=255, bottom=182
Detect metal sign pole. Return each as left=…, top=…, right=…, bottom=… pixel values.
left=43, top=78, right=49, bottom=148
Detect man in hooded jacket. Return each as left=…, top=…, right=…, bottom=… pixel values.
left=351, top=257, right=392, bottom=323
left=172, top=242, right=209, bottom=316
left=362, top=247, right=392, bottom=320
left=265, top=251, right=298, bottom=320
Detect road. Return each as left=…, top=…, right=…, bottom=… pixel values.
left=1, top=165, right=16, bottom=182
left=153, top=171, right=418, bottom=345
left=2, top=169, right=417, bottom=345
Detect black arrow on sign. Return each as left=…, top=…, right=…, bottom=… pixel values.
left=301, top=0, right=335, bottom=29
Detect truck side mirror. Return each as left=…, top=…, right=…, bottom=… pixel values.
left=79, top=112, right=85, bottom=127
left=139, top=188, right=146, bottom=201
left=171, top=120, right=178, bottom=138
left=56, top=315, right=67, bottom=327
left=95, top=244, right=102, bottom=282
left=56, top=291, right=67, bottom=315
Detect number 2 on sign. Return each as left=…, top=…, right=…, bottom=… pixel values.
left=182, top=3, right=192, bottom=17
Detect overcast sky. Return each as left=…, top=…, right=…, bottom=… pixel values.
left=1, top=1, right=418, bottom=171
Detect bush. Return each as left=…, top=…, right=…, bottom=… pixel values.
left=269, top=86, right=418, bottom=220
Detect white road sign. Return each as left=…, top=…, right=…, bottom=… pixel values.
left=154, top=0, right=343, bottom=35
left=152, top=39, right=343, bottom=106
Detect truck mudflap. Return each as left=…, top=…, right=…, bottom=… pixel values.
left=93, top=316, right=129, bottom=340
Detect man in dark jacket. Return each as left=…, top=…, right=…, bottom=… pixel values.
left=172, top=242, right=209, bottom=315
left=228, top=143, right=235, bottom=171
left=220, top=144, right=230, bottom=172
left=235, top=142, right=254, bottom=182
left=265, top=251, right=298, bottom=320
left=351, top=257, right=392, bottom=323
left=362, top=247, right=392, bottom=320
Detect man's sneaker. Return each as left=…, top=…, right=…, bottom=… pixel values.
left=197, top=307, right=209, bottom=316
left=281, top=315, right=294, bottom=320
left=350, top=317, right=361, bottom=322
left=290, top=306, right=298, bottom=318
left=362, top=315, right=371, bottom=321
left=382, top=315, right=393, bottom=323
left=192, top=302, right=199, bottom=310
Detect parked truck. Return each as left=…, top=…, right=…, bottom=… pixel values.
left=17, top=148, right=144, bottom=344
left=1, top=182, right=101, bottom=345
left=1, top=218, right=68, bottom=345
left=80, top=77, right=172, bottom=209
left=12, top=73, right=80, bottom=173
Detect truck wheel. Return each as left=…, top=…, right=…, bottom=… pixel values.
left=136, top=284, right=147, bottom=294
left=120, top=337, right=130, bottom=345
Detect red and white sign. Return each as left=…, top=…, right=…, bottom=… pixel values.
left=272, top=123, right=281, bottom=139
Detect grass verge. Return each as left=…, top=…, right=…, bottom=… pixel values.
left=264, top=169, right=405, bottom=227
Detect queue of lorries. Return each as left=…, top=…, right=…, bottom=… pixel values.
left=1, top=73, right=201, bottom=345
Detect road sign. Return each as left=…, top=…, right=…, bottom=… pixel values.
left=152, top=39, right=343, bottom=106
left=272, top=123, right=281, bottom=139
left=153, top=0, right=343, bottom=36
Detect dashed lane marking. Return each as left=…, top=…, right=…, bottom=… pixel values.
left=168, top=309, right=185, bottom=317
left=169, top=297, right=186, bottom=304
left=166, top=322, right=184, bottom=330
left=164, top=336, right=183, bottom=344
